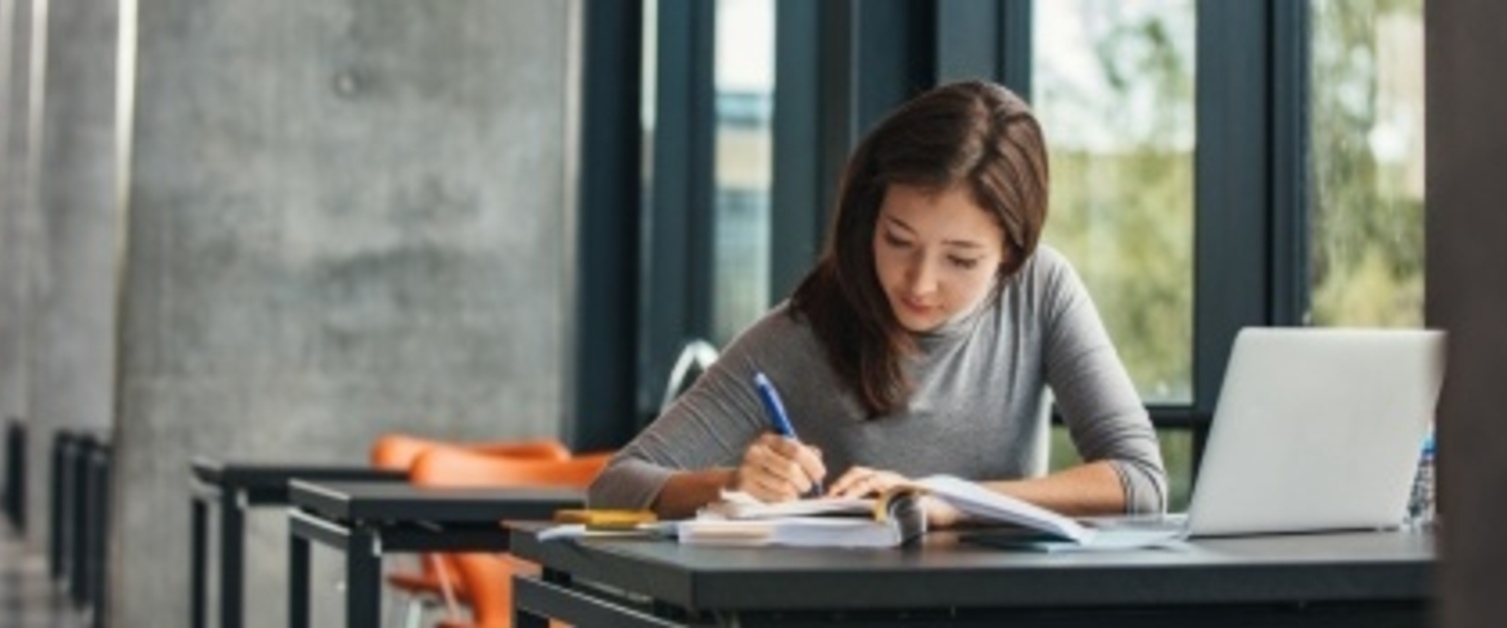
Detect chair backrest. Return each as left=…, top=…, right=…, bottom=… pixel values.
left=658, top=338, right=719, bottom=413
left=408, top=447, right=610, bottom=490
left=369, top=433, right=570, bottom=472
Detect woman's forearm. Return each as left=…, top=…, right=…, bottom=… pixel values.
left=978, top=460, right=1126, bottom=518
left=651, top=468, right=738, bottom=519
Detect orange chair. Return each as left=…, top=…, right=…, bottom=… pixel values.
left=370, top=433, right=572, bottom=472
left=370, top=434, right=572, bottom=626
left=407, top=448, right=614, bottom=628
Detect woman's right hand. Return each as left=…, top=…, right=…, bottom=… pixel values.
left=730, top=433, right=826, bottom=503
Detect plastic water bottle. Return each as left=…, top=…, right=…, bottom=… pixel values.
left=1406, top=430, right=1436, bottom=529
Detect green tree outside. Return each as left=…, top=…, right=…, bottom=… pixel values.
left=1037, top=0, right=1424, bottom=511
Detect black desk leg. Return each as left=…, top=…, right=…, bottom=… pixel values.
left=515, top=606, right=549, bottom=628
left=289, top=531, right=310, bottom=628
left=190, top=496, right=207, bottom=628
left=345, top=527, right=381, bottom=628
left=514, top=569, right=563, bottom=628
left=515, top=609, right=549, bottom=628
left=218, top=490, right=244, bottom=628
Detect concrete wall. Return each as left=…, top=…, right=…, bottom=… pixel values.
left=23, top=0, right=121, bottom=554
left=0, top=0, right=35, bottom=528
left=1427, top=2, right=1507, bottom=627
left=0, top=0, right=13, bottom=531
left=109, top=1, right=576, bottom=625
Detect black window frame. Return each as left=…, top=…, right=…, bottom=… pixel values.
left=569, top=0, right=645, bottom=452
left=636, top=0, right=717, bottom=427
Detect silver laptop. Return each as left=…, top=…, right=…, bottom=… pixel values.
left=1091, top=327, right=1445, bottom=538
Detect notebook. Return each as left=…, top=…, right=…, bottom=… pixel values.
left=1084, top=327, right=1446, bottom=540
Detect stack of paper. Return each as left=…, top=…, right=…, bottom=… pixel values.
left=677, top=516, right=911, bottom=548
left=698, top=491, right=875, bottom=519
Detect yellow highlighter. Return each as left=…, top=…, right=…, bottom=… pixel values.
left=554, top=509, right=658, bottom=529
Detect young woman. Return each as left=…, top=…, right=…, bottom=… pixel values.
left=589, top=80, right=1166, bottom=525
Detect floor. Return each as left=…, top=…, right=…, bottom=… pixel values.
left=0, top=519, right=88, bottom=628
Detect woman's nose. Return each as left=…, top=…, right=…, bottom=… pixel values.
left=904, top=256, right=938, bottom=296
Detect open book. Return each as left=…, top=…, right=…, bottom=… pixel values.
left=680, top=475, right=1179, bottom=550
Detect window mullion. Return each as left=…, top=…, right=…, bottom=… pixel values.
left=639, top=0, right=717, bottom=422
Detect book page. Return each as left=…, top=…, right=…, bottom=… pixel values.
left=907, top=475, right=1095, bottom=544
left=693, top=477, right=1102, bottom=547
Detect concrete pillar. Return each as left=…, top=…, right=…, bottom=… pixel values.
left=24, top=0, right=121, bottom=554
left=0, top=0, right=12, bottom=522
left=0, top=0, right=35, bottom=536
left=110, top=1, right=576, bottom=626
left=0, top=0, right=10, bottom=534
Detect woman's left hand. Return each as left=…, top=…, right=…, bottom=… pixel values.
left=827, top=466, right=964, bottom=528
left=827, top=466, right=911, bottom=498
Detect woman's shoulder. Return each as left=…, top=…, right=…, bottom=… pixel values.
left=1021, top=243, right=1073, bottom=276
left=1008, top=243, right=1081, bottom=297
left=994, top=244, right=1095, bottom=331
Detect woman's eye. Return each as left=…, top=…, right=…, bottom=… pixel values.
left=883, top=232, right=912, bottom=248
left=949, top=256, right=981, bottom=270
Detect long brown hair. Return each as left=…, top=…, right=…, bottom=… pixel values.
left=789, top=80, right=1050, bottom=417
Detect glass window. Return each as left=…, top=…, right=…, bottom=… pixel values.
left=1034, top=0, right=1197, bottom=511
left=640, top=0, right=658, bottom=254
left=711, top=0, right=775, bottom=345
left=1051, top=426, right=1194, bottom=511
left=1032, top=0, right=1197, bottom=404
left=1309, top=0, right=1425, bottom=327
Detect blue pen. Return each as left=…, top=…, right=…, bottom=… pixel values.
left=753, top=371, right=823, bottom=494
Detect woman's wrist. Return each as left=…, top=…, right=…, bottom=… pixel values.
left=653, top=468, right=738, bottom=519
left=921, top=495, right=964, bottom=528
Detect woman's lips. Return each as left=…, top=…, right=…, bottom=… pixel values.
left=900, top=296, right=934, bottom=316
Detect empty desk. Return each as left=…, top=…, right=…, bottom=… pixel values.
left=286, top=479, right=582, bottom=628
left=189, top=459, right=405, bottom=628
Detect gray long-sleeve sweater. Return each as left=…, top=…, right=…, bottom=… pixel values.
left=589, top=245, right=1169, bottom=514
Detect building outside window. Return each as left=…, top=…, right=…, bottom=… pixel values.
left=712, top=0, right=775, bottom=346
